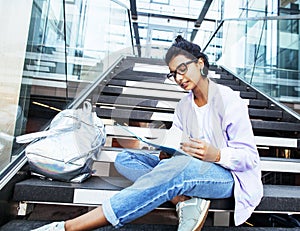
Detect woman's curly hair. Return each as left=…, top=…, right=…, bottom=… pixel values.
left=165, top=35, right=209, bottom=69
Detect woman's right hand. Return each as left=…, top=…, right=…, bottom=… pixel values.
left=181, top=138, right=220, bottom=162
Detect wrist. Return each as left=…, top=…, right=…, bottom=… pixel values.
left=215, top=149, right=221, bottom=162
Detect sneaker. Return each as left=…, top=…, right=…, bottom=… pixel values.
left=176, top=198, right=210, bottom=231
left=31, top=221, right=65, bottom=231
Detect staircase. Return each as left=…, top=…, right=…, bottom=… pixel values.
left=2, top=56, right=300, bottom=230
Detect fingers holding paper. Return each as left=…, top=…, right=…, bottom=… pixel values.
left=180, top=138, right=220, bottom=162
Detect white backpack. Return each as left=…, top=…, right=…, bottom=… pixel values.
left=16, top=101, right=106, bottom=183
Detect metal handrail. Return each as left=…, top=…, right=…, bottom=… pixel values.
left=202, top=14, right=300, bottom=52
left=202, top=14, right=300, bottom=121
left=0, top=55, right=125, bottom=191
left=68, top=55, right=125, bottom=109
left=0, top=153, right=27, bottom=190
left=221, top=65, right=300, bottom=121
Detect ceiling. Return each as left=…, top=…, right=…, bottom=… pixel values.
left=128, top=0, right=215, bottom=56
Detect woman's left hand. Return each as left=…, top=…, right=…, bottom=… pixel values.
left=181, top=138, right=220, bottom=162
left=159, top=151, right=171, bottom=160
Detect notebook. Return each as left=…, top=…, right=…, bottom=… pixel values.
left=117, top=124, right=190, bottom=156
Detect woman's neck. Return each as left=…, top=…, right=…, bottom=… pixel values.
left=193, top=78, right=209, bottom=107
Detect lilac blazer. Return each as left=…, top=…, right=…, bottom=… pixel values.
left=172, top=79, right=263, bottom=225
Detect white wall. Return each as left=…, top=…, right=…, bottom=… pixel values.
left=0, top=0, right=33, bottom=172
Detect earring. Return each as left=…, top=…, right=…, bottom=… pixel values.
left=200, top=67, right=207, bottom=77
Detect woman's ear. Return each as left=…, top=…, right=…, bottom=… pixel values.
left=196, top=58, right=206, bottom=77
left=197, top=58, right=205, bottom=68
left=198, top=58, right=208, bottom=77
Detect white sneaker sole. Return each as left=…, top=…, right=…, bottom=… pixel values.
left=192, top=200, right=211, bottom=231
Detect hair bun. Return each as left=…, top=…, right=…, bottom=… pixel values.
left=175, top=35, right=185, bottom=44
left=165, top=35, right=206, bottom=68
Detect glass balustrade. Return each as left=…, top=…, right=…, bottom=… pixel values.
left=1, top=0, right=300, bottom=182
left=199, top=15, right=300, bottom=110
left=0, top=0, right=134, bottom=175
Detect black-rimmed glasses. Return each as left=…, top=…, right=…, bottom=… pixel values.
left=167, top=59, right=198, bottom=81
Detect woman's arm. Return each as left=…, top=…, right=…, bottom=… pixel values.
left=218, top=95, right=260, bottom=172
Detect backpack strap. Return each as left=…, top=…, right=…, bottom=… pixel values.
left=16, top=126, right=74, bottom=143
left=16, top=130, right=51, bottom=143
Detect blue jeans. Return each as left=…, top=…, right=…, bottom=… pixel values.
left=102, top=150, right=234, bottom=228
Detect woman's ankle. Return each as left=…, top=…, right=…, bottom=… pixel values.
left=171, top=195, right=191, bottom=204
left=64, top=220, right=72, bottom=231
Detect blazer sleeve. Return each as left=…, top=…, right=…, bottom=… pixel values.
left=217, top=93, right=260, bottom=172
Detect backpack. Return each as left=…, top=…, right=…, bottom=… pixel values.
left=16, top=101, right=106, bottom=183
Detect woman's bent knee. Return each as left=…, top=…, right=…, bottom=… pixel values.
left=114, top=150, right=159, bottom=182
left=114, top=151, right=130, bottom=167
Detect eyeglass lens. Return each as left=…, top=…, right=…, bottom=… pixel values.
left=167, top=59, right=197, bottom=80
left=176, top=63, right=188, bottom=75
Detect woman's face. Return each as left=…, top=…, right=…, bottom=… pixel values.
left=168, top=55, right=202, bottom=91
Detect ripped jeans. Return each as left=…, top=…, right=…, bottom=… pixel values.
left=102, top=150, right=234, bottom=228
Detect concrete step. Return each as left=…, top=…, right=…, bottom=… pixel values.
left=1, top=220, right=299, bottom=231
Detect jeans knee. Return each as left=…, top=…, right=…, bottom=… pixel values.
left=114, top=151, right=159, bottom=182
left=114, top=151, right=132, bottom=174
left=115, top=151, right=130, bottom=167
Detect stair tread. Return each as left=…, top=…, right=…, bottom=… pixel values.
left=97, top=94, right=269, bottom=109
left=96, top=107, right=285, bottom=122
left=13, top=176, right=300, bottom=213
left=4, top=220, right=300, bottom=231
